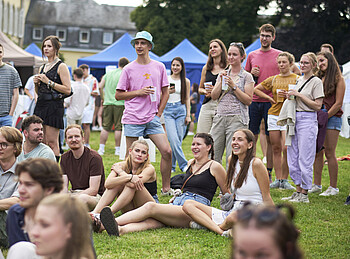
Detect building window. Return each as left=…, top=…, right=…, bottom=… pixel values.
left=79, top=30, right=90, bottom=43
left=103, top=32, right=113, bottom=44
left=33, top=28, right=43, bottom=40
left=56, top=29, right=66, bottom=41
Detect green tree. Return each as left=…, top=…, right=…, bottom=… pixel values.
left=273, top=0, right=350, bottom=64
left=131, top=0, right=271, bottom=55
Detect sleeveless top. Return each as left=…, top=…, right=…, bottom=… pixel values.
left=167, top=76, right=182, bottom=103
left=144, top=180, right=157, bottom=196
left=231, top=159, right=263, bottom=204
left=324, top=92, right=343, bottom=117
left=182, top=164, right=218, bottom=201
left=202, top=70, right=219, bottom=105
left=38, top=61, right=63, bottom=96
left=130, top=171, right=157, bottom=197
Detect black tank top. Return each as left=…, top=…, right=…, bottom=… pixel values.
left=144, top=180, right=157, bottom=196
left=202, top=70, right=219, bottom=105
left=182, top=166, right=218, bottom=201
left=38, top=61, right=63, bottom=95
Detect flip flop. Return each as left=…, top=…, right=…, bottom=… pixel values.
left=100, top=207, right=119, bottom=236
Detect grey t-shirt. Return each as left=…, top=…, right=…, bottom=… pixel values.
left=17, top=143, right=56, bottom=162
left=0, top=64, right=21, bottom=116
left=295, top=76, right=324, bottom=112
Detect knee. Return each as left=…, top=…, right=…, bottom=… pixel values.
left=225, top=211, right=237, bottom=225
left=143, top=201, right=157, bottom=213
left=182, top=200, right=195, bottom=214
left=272, top=144, right=282, bottom=154
left=78, top=193, right=90, bottom=203
left=161, top=146, right=172, bottom=159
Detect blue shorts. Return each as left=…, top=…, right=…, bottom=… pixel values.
left=153, top=194, right=160, bottom=204
left=172, top=192, right=210, bottom=206
left=323, top=109, right=342, bottom=131
left=248, top=102, right=271, bottom=136
left=124, top=115, right=165, bottom=138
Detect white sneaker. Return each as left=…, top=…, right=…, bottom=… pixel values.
left=98, top=149, right=104, bottom=156
left=319, top=186, right=339, bottom=196
left=290, top=193, right=310, bottom=203
left=262, top=156, right=267, bottom=164
left=281, top=192, right=300, bottom=201
left=309, top=184, right=322, bottom=193
left=187, top=132, right=194, bottom=136
left=92, top=126, right=100, bottom=131
left=189, top=221, right=207, bottom=230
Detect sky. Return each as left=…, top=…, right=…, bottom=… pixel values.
left=47, top=0, right=277, bottom=14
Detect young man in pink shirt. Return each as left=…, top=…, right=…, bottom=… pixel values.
left=116, top=31, right=173, bottom=195
left=245, top=24, right=291, bottom=189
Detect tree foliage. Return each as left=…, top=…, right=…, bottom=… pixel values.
left=130, top=0, right=271, bottom=55
left=272, top=0, right=350, bottom=64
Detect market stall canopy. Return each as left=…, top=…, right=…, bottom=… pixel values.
left=25, top=43, right=43, bottom=57
left=77, top=33, right=159, bottom=69
left=0, top=31, right=45, bottom=67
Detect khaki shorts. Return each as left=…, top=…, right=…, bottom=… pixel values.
left=102, top=105, right=124, bottom=131
left=70, top=190, right=102, bottom=204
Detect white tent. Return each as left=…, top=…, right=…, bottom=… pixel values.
left=340, top=61, right=350, bottom=138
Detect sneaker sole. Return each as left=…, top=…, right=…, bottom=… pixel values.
left=100, top=207, right=119, bottom=236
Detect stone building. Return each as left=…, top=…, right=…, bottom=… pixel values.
left=24, top=0, right=137, bottom=68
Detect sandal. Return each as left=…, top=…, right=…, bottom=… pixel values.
left=100, top=207, right=119, bottom=236
left=91, top=215, right=102, bottom=233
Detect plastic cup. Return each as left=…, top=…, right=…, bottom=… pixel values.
left=276, top=89, right=284, bottom=102
left=222, top=76, right=229, bottom=91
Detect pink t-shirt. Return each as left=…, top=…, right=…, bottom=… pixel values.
left=245, top=48, right=281, bottom=102
left=117, top=60, right=169, bottom=124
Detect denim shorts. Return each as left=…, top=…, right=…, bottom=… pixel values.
left=327, top=114, right=342, bottom=131
left=153, top=194, right=160, bottom=204
left=124, top=115, right=165, bottom=137
left=172, top=192, right=210, bottom=206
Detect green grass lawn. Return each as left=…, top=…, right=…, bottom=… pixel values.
left=89, top=130, right=350, bottom=259
left=2, top=130, right=349, bottom=258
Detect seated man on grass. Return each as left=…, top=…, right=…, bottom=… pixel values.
left=61, top=124, right=105, bottom=210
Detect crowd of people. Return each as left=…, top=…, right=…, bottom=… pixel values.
left=0, top=22, right=348, bottom=258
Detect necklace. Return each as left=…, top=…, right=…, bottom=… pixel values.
left=44, top=57, right=59, bottom=72
left=192, top=159, right=211, bottom=175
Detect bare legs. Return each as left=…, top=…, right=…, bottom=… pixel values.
left=314, top=129, right=340, bottom=188
left=182, top=200, right=237, bottom=235
left=269, top=130, right=289, bottom=180
left=82, top=123, right=91, bottom=145
left=43, top=125, right=60, bottom=156
left=116, top=202, right=192, bottom=235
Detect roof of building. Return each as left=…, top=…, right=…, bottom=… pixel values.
left=26, top=0, right=136, bottom=30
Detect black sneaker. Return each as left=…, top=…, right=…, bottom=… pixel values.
left=345, top=196, right=350, bottom=205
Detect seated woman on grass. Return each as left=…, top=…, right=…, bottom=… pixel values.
left=91, top=140, right=158, bottom=225
left=182, top=129, right=273, bottom=236
left=98, top=133, right=229, bottom=236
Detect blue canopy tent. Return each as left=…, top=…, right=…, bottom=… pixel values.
left=159, top=38, right=207, bottom=86
left=24, top=43, right=42, bottom=57
left=77, top=33, right=159, bottom=80
left=159, top=39, right=207, bottom=118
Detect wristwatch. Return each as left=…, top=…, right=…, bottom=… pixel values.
left=232, top=85, right=237, bottom=90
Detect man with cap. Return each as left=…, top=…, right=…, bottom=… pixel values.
left=115, top=31, right=173, bottom=195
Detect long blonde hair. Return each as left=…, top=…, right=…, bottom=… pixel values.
left=38, top=194, right=94, bottom=259
left=124, top=140, right=150, bottom=175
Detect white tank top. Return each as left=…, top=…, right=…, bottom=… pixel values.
left=167, top=76, right=181, bottom=103
left=230, top=158, right=263, bottom=204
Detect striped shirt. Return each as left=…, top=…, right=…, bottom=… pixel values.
left=0, top=64, right=21, bottom=116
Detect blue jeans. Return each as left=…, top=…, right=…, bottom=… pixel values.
left=0, top=115, right=13, bottom=127
left=164, top=102, right=188, bottom=171
left=172, top=192, right=210, bottom=206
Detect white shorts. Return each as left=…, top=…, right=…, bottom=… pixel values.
left=82, top=108, right=94, bottom=124
left=268, top=114, right=286, bottom=131
left=211, top=201, right=245, bottom=225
